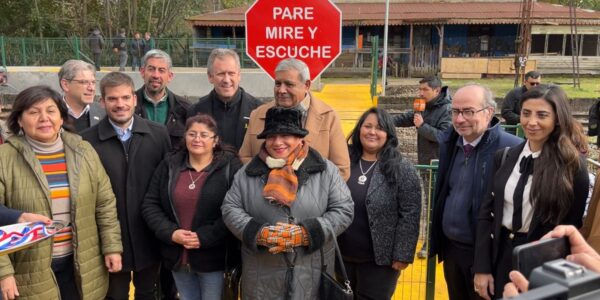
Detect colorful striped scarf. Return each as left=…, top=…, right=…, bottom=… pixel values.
left=259, top=141, right=309, bottom=207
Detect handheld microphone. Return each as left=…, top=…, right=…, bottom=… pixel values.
left=413, top=98, right=426, bottom=114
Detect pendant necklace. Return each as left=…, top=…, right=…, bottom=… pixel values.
left=188, top=170, right=203, bottom=190
left=358, top=159, right=378, bottom=185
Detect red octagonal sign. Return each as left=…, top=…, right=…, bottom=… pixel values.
left=245, top=0, right=342, bottom=81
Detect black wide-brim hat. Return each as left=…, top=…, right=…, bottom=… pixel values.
left=257, top=107, right=309, bottom=139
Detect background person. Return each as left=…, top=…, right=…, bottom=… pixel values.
left=501, top=71, right=542, bottom=134
left=474, top=84, right=589, bottom=299
left=130, top=32, right=145, bottom=71
left=0, top=85, right=122, bottom=300
left=87, top=27, right=104, bottom=71
left=392, top=75, right=452, bottom=165
left=338, top=107, right=421, bottom=299
left=112, top=28, right=128, bottom=71
left=221, top=107, right=354, bottom=299
left=143, top=114, right=242, bottom=300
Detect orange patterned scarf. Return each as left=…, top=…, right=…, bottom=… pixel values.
left=259, top=141, right=309, bottom=207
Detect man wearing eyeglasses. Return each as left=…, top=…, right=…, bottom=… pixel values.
left=58, top=60, right=106, bottom=133
left=187, top=48, right=262, bottom=151
left=429, top=84, right=522, bottom=300
left=392, top=75, right=452, bottom=166
left=501, top=71, right=542, bottom=134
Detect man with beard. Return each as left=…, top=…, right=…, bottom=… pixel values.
left=135, top=49, right=190, bottom=147
left=81, top=72, right=171, bottom=300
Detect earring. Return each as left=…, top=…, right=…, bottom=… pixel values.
left=18, top=128, right=23, bottom=136
left=59, top=127, right=64, bottom=134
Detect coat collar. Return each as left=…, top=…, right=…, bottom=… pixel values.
left=97, top=114, right=152, bottom=141
left=245, top=147, right=326, bottom=186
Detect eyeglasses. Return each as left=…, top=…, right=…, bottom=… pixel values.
left=451, top=107, right=488, bottom=119
left=186, top=132, right=216, bottom=140
left=69, top=79, right=96, bottom=86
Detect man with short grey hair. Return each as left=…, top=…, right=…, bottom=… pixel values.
left=429, top=83, right=522, bottom=300
left=58, top=59, right=105, bottom=132
left=187, top=48, right=262, bottom=150
left=239, top=57, right=350, bottom=180
left=135, top=49, right=190, bottom=147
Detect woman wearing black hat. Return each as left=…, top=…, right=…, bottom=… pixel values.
left=221, top=107, right=354, bottom=300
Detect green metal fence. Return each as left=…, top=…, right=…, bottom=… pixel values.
left=0, top=36, right=258, bottom=68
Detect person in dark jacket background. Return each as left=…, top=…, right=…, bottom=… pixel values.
left=82, top=72, right=171, bottom=300
left=338, top=107, right=421, bottom=299
left=112, top=28, right=128, bottom=72
left=501, top=71, right=541, bottom=134
left=135, top=49, right=190, bottom=148
left=130, top=32, right=145, bottom=71
left=187, top=48, right=262, bottom=151
left=588, top=98, right=600, bottom=147
left=87, top=27, right=104, bottom=71
left=143, top=113, right=242, bottom=300
left=392, top=75, right=452, bottom=165
left=429, top=84, right=522, bottom=300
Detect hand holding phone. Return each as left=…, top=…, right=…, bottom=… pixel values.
left=513, top=237, right=570, bottom=278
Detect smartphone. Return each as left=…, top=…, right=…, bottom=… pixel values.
left=512, top=237, right=570, bottom=278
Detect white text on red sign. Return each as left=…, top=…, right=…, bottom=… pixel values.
left=255, top=6, right=332, bottom=59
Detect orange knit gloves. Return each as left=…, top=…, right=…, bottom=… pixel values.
left=257, top=222, right=310, bottom=254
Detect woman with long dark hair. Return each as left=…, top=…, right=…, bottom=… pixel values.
left=474, top=85, right=589, bottom=299
left=338, top=107, right=422, bottom=299
left=142, top=113, right=242, bottom=300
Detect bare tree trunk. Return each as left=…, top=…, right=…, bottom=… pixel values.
left=82, top=0, right=88, bottom=36
left=127, top=0, right=132, bottom=34
left=33, top=0, right=43, bottom=38
left=104, top=0, right=112, bottom=39
left=147, top=0, right=154, bottom=33
left=132, top=0, right=138, bottom=32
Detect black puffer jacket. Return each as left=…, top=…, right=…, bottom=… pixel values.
left=392, top=86, right=452, bottom=165
left=142, top=150, right=242, bottom=272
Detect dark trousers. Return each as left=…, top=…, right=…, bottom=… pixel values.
left=342, top=260, right=400, bottom=300
left=106, top=263, right=160, bottom=300
left=51, top=255, right=80, bottom=300
left=159, top=262, right=178, bottom=300
left=442, top=239, right=482, bottom=300
left=92, top=53, right=102, bottom=71
left=493, top=227, right=528, bottom=298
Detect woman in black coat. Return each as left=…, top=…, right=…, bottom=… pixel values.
left=338, top=107, right=422, bottom=299
left=142, top=114, right=242, bottom=300
left=473, top=85, right=589, bottom=299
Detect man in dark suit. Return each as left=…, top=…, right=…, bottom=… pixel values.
left=82, top=72, right=171, bottom=300
left=429, top=84, right=522, bottom=300
left=187, top=48, right=262, bottom=151
left=58, top=60, right=105, bottom=133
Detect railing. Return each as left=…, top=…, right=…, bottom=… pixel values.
left=0, top=36, right=257, bottom=68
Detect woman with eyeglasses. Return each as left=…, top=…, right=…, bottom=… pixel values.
left=338, top=107, right=421, bottom=299
left=474, top=85, right=589, bottom=299
left=142, top=113, right=242, bottom=300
